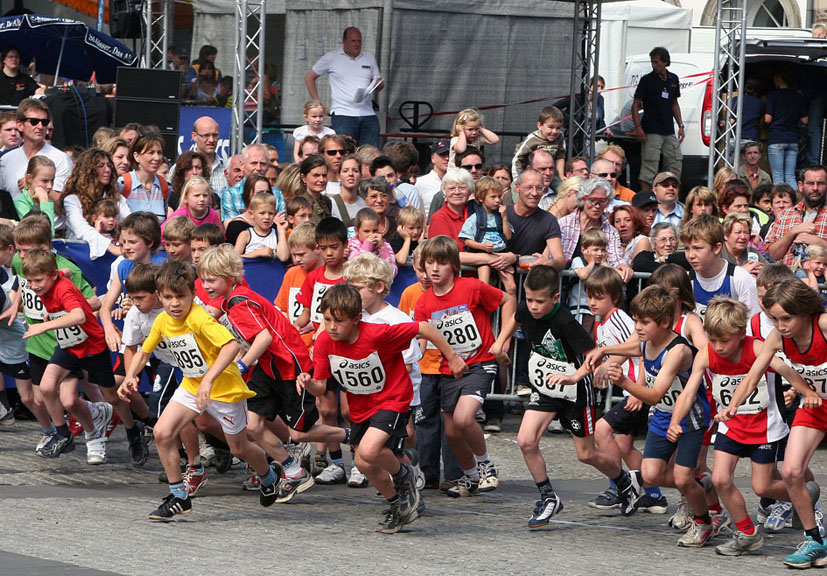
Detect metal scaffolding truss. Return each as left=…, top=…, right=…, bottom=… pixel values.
left=231, top=0, right=266, bottom=154
left=143, top=0, right=172, bottom=70
left=707, top=0, right=748, bottom=185
left=567, top=0, right=601, bottom=161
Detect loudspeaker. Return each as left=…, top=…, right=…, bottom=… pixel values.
left=116, top=68, right=181, bottom=101
left=109, top=0, right=142, bottom=39
left=114, top=99, right=179, bottom=133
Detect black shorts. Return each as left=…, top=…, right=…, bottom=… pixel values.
left=247, top=364, right=319, bottom=432
left=0, top=358, right=30, bottom=381
left=50, top=348, right=116, bottom=388
left=601, top=397, right=650, bottom=437
left=29, top=354, right=82, bottom=386
left=715, top=433, right=783, bottom=464
left=350, top=409, right=409, bottom=454
left=113, top=352, right=125, bottom=377
left=526, top=391, right=597, bottom=437
left=440, top=362, right=496, bottom=412
left=643, top=428, right=705, bottom=468
left=147, top=361, right=179, bottom=423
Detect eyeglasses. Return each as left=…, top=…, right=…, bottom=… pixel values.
left=592, top=172, right=618, bottom=179
left=325, top=149, right=346, bottom=156
left=444, top=185, right=469, bottom=193
left=520, top=185, right=544, bottom=192
left=461, top=163, right=483, bottom=171
left=585, top=196, right=609, bottom=206
left=195, top=132, right=219, bottom=140
left=22, top=117, right=48, bottom=127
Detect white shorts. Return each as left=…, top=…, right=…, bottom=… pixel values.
left=171, top=386, right=249, bottom=436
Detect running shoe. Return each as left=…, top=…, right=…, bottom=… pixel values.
left=312, top=453, right=329, bottom=477
left=711, top=512, right=733, bottom=537
left=242, top=472, right=260, bottom=491
left=669, top=496, right=693, bottom=530
left=403, top=448, right=426, bottom=491
left=547, top=419, right=565, bottom=434
left=276, top=468, right=314, bottom=503
left=315, top=463, right=346, bottom=485
left=376, top=499, right=408, bottom=534
left=86, top=436, right=107, bottom=465
left=35, top=431, right=56, bottom=455
left=348, top=464, right=369, bottom=488
left=516, top=385, right=532, bottom=397
left=286, top=440, right=311, bottom=470
left=91, top=402, right=114, bottom=439
left=618, top=470, right=643, bottom=517
left=0, top=403, right=15, bottom=426
left=184, top=465, right=208, bottom=497
left=765, top=501, right=794, bottom=531
left=756, top=501, right=775, bottom=524
left=784, top=536, right=827, bottom=569
left=817, top=503, right=826, bottom=538
left=478, top=460, right=499, bottom=492
left=128, top=422, right=149, bottom=467
left=589, top=486, right=620, bottom=510
left=475, top=408, right=486, bottom=423
left=199, top=436, right=215, bottom=467
left=715, top=528, right=765, bottom=556
left=638, top=494, right=669, bottom=514
left=104, top=411, right=121, bottom=439
left=677, top=520, right=713, bottom=548
left=395, top=463, right=420, bottom=519
left=40, top=433, right=75, bottom=458
left=529, top=494, right=564, bottom=529
left=148, top=494, right=191, bottom=521
left=259, top=466, right=280, bottom=507
left=446, top=474, right=480, bottom=498
left=483, top=418, right=502, bottom=433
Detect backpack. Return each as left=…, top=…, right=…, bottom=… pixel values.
left=121, top=172, right=170, bottom=200
left=469, top=200, right=506, bottom=249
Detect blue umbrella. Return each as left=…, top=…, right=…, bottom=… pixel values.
left=0, top=13, right=138, bottom=84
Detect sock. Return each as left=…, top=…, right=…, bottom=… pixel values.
left=736, top=517, right=756, bottom=535
left=282, top=455, right=301, bottom=478
left=613, top=471, right=631, bottom=492
left=709, top=502, right=723, bottom=515
left=474, top=452, right=491, bottom=464
left=169, top=481, right=188, bottom=500
left=694, top=512, right=712, bottom=525
left=56, top=424, right=70, bottom=438
left=259, top=465, right=276, bottom=488
left=343, top=428, right=351, bottom=444
left=645, top=487, right=663, bottom=499
left=537, top=478, right=556, bottom=500
left=330, top=449, right=344, bottom=467
left=126, top=424, right=141, bottom=441
left=464, top=466, right=480, bottom=480
left=760, top=497, right=776, bottom=508
left=42, top=425, right=56, bottom=436
left=806, top=528, right=824, bottom=544
left=188, top=463, right=204, bottom=473
left=392, top=463, right=409, bottom=484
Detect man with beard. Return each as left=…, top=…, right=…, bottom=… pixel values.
left=766, top=165, right=827, bottom=267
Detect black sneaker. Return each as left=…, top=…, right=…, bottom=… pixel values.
left=376, top=500, right=407, bottom=534
left=259, top=473, right=280, bottom=507
left=618, top=470, right=643, bottom=517
left=276, top=467, right=315, bottom=503
left=395, top=463, right=420, bottom=520
left=129, top=424, right=150, bottom=467
left=40, top=433, right=75, bottom=458
left=638, top=494, right=669, bottom=514
left=148, top=494, right=192, bottom=521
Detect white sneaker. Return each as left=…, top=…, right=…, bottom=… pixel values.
left=348, top=465, right=369, bottom=488
left=86, top=436, right=107, bottom=465
left=90, top=402, right=113, bottom=439
left=547, top=419, right=565, bottom=434
left=199, top=435, right=215, bottom=466
left=0, top=403, right=15, bottom=426
left=315, top=463, right=346, bottom=485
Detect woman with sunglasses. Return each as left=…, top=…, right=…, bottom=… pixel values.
left=118, top=132, right=168, bottom=222
left=558, top=178, right=634, bottom=282
left=320, top=134, right=349, bottom=196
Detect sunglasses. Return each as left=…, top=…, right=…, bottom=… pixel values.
left=22, top=117, right=49, bottom=127
left=585, top=196, right=609, bottom=206
left=592, top=172, right=618, bottom=179
left=461, top=163, right=483, bottom=171
left=325, top=149, right=346, bottom=156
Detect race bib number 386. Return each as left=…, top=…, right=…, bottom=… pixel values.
left=20, top=278, right=46, bottom=320
left=329, top=351, right=386, bottom=395
left=164, top=333, right=209, bottom=378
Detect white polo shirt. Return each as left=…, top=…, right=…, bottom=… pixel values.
left=312, top=49, right=380, bottom=117
left=0, top=142, right=72, bottom=199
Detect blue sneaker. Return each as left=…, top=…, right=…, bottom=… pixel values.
left=764, top=501, right=794, bottom=531
left=784, top=536, right=827, bottom=569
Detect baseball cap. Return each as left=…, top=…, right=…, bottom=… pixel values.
left=430, top=138, right=450, bottom=154
left=652, top=171, right=680, bottom=188
left=632, top=190, right=658, bottom=208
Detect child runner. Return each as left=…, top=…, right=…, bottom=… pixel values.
left=162, top=216, right=194, bottom=262
left=491, top=265, right=643, bottom=528
left=734, top=279, right=827, bottom=568
left=119, top=260, right=280, bottom=520
left=605, top=285, right=712, bottom=548
left=298, top=283, right=467, bottom=533
left=414, top=236, right=514, bottom=497
left=275, top=222, right=321, bottom=349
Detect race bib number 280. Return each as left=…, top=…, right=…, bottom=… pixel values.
left=435, top=310, right=481, bottom=356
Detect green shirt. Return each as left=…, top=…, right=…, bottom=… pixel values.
left=12, top=252, right=96, bottom=360
left=13, top=192, right=55, bottom=235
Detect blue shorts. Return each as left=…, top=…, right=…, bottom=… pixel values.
left=50, top=348, right=116, bottom=389
left=643, top=427, right=705, bottom=468
left=714, top=433, right=783, bottom=464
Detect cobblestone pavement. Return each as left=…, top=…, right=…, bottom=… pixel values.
left=0, top=416, right=824, bottom=576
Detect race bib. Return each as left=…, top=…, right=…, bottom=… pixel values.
left=528, top=351, right=578, bottom=401
left=309, top=282, right=331, bottom=324
left=20, top=278, right=46, bottom=320
left=164, top=333, right=209, bottom=378
left=48, top=311, right=88, bottom=349
left=218, top=314, right=251, bottom=352
left=435, top=310, right=482, bottom=356
left=288, top=287, right=303, bottom=324
left=695, top=303, right=708, bottom=320
left=790, top=361, right=827, bottom=399
left=711, top=372, right=769, bottom=415
left=152, top=338, right=177, bottom=365
left=647, top=372, right=683, bottom=413
left=329, top=351, right=386, bottom=395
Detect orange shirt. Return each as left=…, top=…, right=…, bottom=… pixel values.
left=275, top=265, right=312, bottom=349
left=399, top=282, right=442, bottom=375
left=615, top=184, right=636, bottom=203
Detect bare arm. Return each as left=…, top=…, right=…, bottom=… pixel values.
left=22, top=307, right=85, bottom=338
left=667, top=347, right=709, bottom=441
left=238, top=329, right=273, bottom=368
left=305, top=70, right=320, bottom=100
